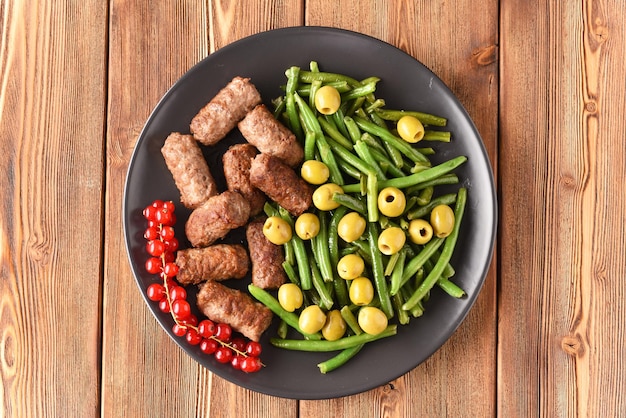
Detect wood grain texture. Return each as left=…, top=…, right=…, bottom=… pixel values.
left=499, top=0, right=626, bottom=416
left=303, top=1, right=498, bottom=416
left=0, top=0, right=107, bottom=417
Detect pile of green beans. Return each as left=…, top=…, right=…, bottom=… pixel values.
left=254, top=62, right=468, bottom=373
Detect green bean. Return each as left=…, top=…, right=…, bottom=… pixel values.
left=297, top=69, right=362, bottom=88
left=291, top=233, right=312, bottom=290
left=402, top=188, right=467, bottom=310
left=406, top=192, right=458, bottom=220
left=340, top=306, right=363, bottom=335
left=296, top=80, right=351, bottom=96
left=318, top=116, right=353, bottom=150
left=348, top=239, right=373, bottom=265
left=332, top=192, right=366, bottom=215
left=424, top=130, right=451, bottom=142
left=343, top=116, right=362, bottom=143
left=417, top=147, right=436, bottom=155
left=437, top=278, right=466, bottom=298
left=303, top=130, right=316, bottom=161
left=365, top=98, right=386, bottom=113
left=341, top=81, right=378, bottom=101
left=359, top=132, right=388, bottom=155
left=313, top=210, right=334, bottom=283
left=309, top=255, right=334, bottom=310
left=389, top=248, right=407, bottom=295
left=367, top=223, right=394, bottom=318
left=392, top=293, right=410, bottom=325
left=326, top=136, right=375, bottom=175
left=374, top=108, right=448, bottom=127
left=282, top=260, right=300, bottom=286
left=329, top=109, right=350, bottom=138
left=399, top=237, right=445, bottom=290
left=270, top=325, right=397, bottom=351
left=248, top=284, right=321, bottom=340
left=416, top=186, right=434, bottom=206
left=315, top=134, right=344, bottom=185
left=366, top=172, right=379, bottom=222
left=406, top=174, right=459, bottom=194
left=354, top=140, right=387, bottom=181
left=318, top=344, right=364, bottom=374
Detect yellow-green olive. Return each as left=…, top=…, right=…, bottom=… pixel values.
left=358, top=306, right=388, bottom=335
left=262, top=216, right=292, bottom=245
left=312, top=183, right=343, bottom=211
left=377, top=187, right=406, bottom=217
left=377, top=226, right=406, bottom=255
left=321, top=310, right=347, bottom=341
left=337, top=212, right=366, bottom=242
left=300, top=160, right=330, bottom=185
left=349, top=277, right=374, bottom=306
left=337, top=254, right=365, bottom=280
left=294, top=212, right=320, bottom=240
left=314, top=85, right=341, bottom=115
left=277, top=283, right=304, bottom=312
left=397, top=115, right=425, bottom=143
left=430, top=204, right=455, bottom=238
left=298, top=305, right=327, bottom=334
left=408, top=219, right=434, bottom=245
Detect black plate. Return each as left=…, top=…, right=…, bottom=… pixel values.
left=123, top=26, right=496, bottom=400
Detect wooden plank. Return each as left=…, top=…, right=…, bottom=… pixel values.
left=499, top=0, right=626, bottom=415
left=104, top=1, right=302, bottom=416
left=0, top=1, right=107, bottom=416
left=302, top=1, right=498, bottom=416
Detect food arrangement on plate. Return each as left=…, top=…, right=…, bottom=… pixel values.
left=139, top=61, right=470, bottom=374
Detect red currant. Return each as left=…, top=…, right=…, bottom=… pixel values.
left=143, top=205, right=158, bottom=221
left=214, top=347, right=233, bottom=364
left=245, top=341, right=262, bottom=358
left=158, top=298, right=171, bottom=313
left=161, top=225, right=175, bottom=240
left=169, top=286, right=187, bottom=301
left=146, top=240, right=165, bottom=257
left=146, top=283, right=165, bottom=301
left=163, top=200, right=176, bottom=213
left=231, top=337, right=246, bottom=353
left=240, top=357, right=262, bottom=373
left=163, top=252, right=176, bottom=264
left=151, top=199, right=165, bottom=208
left=200, top=338, right=218, bottom=355
left=163, top=237, right=179, bottom=253
left=179, top=314, right=198, bottom=327
left=163, top=262, right=179, bottom=278
left=144, top=226, right=159, bottom=240
left=198, top=320, right=216, bottom=338
left=172, top=299, right=191, bottom=319
left=172, top=323, right=187, bottom=337
left=186, top=328, right=202, bottom=345
left=231, top=355, right=245, bottom=370
left=156, top=208, right=173, bottom=226
left=145, top=257, right=162, bottom=275
left=215, top=323, right=232, bottom=342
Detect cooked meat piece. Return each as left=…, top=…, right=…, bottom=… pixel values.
left=190, top=76, right=262, bottom=146
left=175, top=244, right=249, bottom=285
left=249, top=153, right=313, bottom=217
left=196, top=281, right=273, bottom=342
left=185, top=191, right=250, bottom=247
left=160, top=132, right=218, bottom=209
left=246, top=217, right=286, bottom=289
left=238, top=104, right=304, bottom=167
left=222, top=143, right=266, bottom=216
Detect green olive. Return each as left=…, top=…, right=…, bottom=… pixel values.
left=430, top=204, right=455, bottom=238
left=377, top=226, right=406, bottom=255
left=337, top=254, right=365, bottom=280
left=314, top=85, right=341, bottom=115
left=312, top=183, right=343, bottom=211
left=301, top=160, right=330, bottom=185
left=298, top=305, right=327, bottom=334
left=408, top=219, right=434, bottom=245
left=337, top=212, right=366, bottom=242
left=277, top=283, right=304, bottom=312
left=321, top=310, right=347, bottom=341
left=377, top=187, right=406, bottom=217
left=294, top=212, right=320, bottom=240
left=397, top=115, right=425, bottom=143
left=357, top=306, right=388, bottom=335
left=349, top=277, right=374, bottom=306
left=262, top=216, right=292, bottom=245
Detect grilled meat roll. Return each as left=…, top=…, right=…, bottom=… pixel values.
left=246, top=216, right=286, bottom=289
left=196, top=280, right=273, bottom=342
left=222, top=143, right=266, bottom=216
left=249, top=153, right=313, bottom=217
left=185, top=191, right=250, bottom=247
left=160, top=132, right=218, bottom=209
left=190, top=76, right=262, bottom=146
left=237, top=104, right=304, bottom=167
left=175, top=244, right=249, bottom=285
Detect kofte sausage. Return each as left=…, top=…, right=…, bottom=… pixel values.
left=222, top=143, right=266, bottom=216
left=175, top=244, right=249, bottom=286
left=160, top=132, right=218, bottom=209
left=249, top=153, right=313, bottom=217
left=237, top=104, right=304, bottom=167
left=196, top=280, right=273, bottom=342
left=246, top=217, right=286, bottom=289
left=185, top=191, right=251, bottom=247
left=190, top=76, right=262, bottom=146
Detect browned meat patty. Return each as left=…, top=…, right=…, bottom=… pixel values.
left=238, top=104, right=304, bottom=167
left=196, top=280, right=273, bottom=342
left=185, top=191, right=250, bottom=247
left=222, top=143, right=266, bottom=216
left=246, top=217, right=286, bottom=289
left=160, top=132, right=218, bottom=209
left=190, top=76, right=262, bottom=146
left=249, top=153, right=313, bottom=217
left=175, top=244, right=249, bottom=285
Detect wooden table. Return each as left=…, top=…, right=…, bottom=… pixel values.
left=1, top=1, right=624, bottom=416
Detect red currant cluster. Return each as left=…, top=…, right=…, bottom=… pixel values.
left=142, top=199, right=263, bottom=373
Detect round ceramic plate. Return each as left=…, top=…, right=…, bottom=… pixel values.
left=123, top=26, right=496, bottom=400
